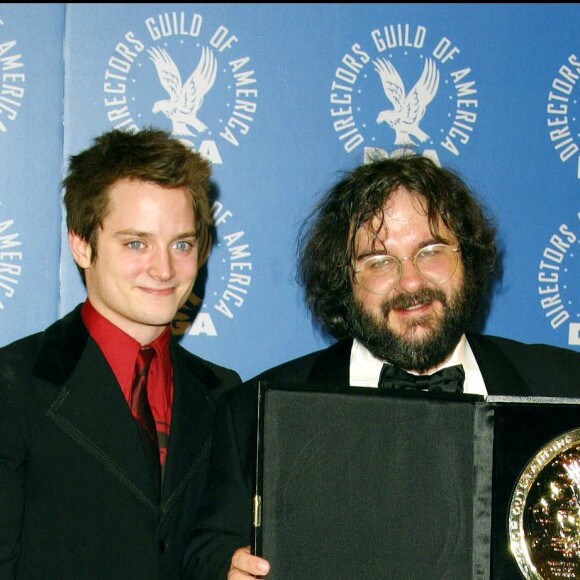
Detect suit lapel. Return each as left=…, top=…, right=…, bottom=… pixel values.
left=35, top=306, right=160, bottom=509
left=47, top=339, right=160, bottom=508
left=467, top=333, right=530, bottom=396
left=160, top=343, right=214, bottom=505
left=35, top=309, right=224, bottom=511
left=308, top=339, right=352, bottom=388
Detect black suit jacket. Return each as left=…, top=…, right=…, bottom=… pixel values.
left=0, top=304, right=241, bottom=580
left=182, top=334, right=580, bottom=579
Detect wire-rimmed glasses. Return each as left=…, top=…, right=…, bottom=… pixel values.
left=352, top=243, right=460, bottom=295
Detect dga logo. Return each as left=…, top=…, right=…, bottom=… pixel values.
left=0, top=201, right=23, bottom=310
left=172, top=201, right=252, bottom=337
left=329, top=23, right=479, bottom=161
left=537, top=214, right=580, bottom=346
left=0, top=18, right=26, bottom=134
left=546, top=54, right=580, bottom=179
left=103, top=10, right=258, bottom=165
left=103, top=11, right=256, bottom=336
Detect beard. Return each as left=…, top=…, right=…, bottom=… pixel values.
left=345, top=277, right=479, bottom=372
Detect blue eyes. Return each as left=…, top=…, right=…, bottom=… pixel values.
left=125, top=240, right=194, bottom=251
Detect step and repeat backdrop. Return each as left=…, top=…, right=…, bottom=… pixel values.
left=1, top=4, right=579, bottom=380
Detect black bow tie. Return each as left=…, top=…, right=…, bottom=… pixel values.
left=379, top=364, right=465, bottom=394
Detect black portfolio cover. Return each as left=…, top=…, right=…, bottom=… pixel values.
left=253, top=382, right=580, bottom=580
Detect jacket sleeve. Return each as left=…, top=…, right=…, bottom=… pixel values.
left=0, top=360, right=26, bottom=579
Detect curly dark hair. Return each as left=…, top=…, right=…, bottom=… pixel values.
left=297, top=154, right=498, bottom=338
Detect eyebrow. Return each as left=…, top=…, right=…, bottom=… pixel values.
left=356, top=236, right=453, bottom=260
left=115, top=229, right=198, bottom=240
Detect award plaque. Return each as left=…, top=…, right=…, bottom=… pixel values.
left=509, top=427, right=580, bottom=579
left=489, top=398, right=580, bottom=580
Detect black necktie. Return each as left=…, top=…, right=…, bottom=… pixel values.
left=130, top=347, right=161, bottom=496
left=379, top=363, right=465, bottom=394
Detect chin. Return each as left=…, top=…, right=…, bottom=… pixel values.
left=137, top=308, right=177, bottom=327
left=393, top=326, right=437, bottom=347
left=390, top=312, right=439, bottom=335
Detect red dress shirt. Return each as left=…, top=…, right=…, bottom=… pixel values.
left=81, top=300, right=173, bottom=466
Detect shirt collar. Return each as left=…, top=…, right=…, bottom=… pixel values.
left=349, top=335, right=486, bottom=395
left=81, top=299, right=171, bottom=390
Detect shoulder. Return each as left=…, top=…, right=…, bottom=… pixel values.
left=241, top=339, right=352, bottom=391
left=1, top=304, right=85, bottom=358
left=254, top=352, right=320, bottom=382
left=0, top=305, right=88, bottom=385
left=212, top=345, right=341, bottom=415
left=171, top=340, right=242, bottom=390
left=253, top=340, right=351, bottom=383
left=471, top=333, right=580, bottom=363
left=0, top=331, right=43, bottom=369
left=469, top=332, right=580, bottom=396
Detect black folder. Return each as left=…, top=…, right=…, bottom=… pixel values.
left=252, top=381, right=580, bottom=580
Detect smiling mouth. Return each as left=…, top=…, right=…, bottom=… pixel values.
left=392, top=301, right=432, bottom=315
left=141, top=287, right=176, bottom=295
left=386, top=287, right=447, bottom=313
left=402, top=302, right=428, bottom=311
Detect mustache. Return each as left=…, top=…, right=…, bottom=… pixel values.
left=382, top=287, right=448, bottom=313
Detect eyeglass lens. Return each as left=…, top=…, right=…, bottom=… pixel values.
left=355, top=244, right=458, bottom=294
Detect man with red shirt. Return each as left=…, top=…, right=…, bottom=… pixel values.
left=0, top=128, right=241, bottom=579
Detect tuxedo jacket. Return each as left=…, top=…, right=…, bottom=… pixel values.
left=0, top=304, right=241, bottom=580
left=182, top=334, right=580, bottom=579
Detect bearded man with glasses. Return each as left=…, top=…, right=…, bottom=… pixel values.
left=183, top=153, right=580, bottom=579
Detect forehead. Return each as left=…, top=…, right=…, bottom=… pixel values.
left=107, top=179, right=191, bottom=208
left=103, top=179, right=196, bottom=229
left=354, top=187, right=453, bottom=249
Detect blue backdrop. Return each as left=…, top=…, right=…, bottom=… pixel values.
left=1, top=4, right=579, bottom=380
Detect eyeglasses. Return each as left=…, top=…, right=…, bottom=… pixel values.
left=352, top=243, right=460, bottom=295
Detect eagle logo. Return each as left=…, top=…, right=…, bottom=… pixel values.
left=374, top=57, right=439, bottom=146
left=148, top=45, right=217, bottom=137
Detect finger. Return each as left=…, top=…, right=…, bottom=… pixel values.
left=229, top=546, right=271, bottom=578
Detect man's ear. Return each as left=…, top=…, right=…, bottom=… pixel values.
left=68, top=231, right=92, bottom=269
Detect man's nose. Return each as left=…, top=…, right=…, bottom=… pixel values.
left=149, top=248, right=175, bottom=281
left=396, top=257, right=423, bottom=292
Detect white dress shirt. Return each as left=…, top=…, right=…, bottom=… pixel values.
left=349, top=334, right=488, bottom=397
